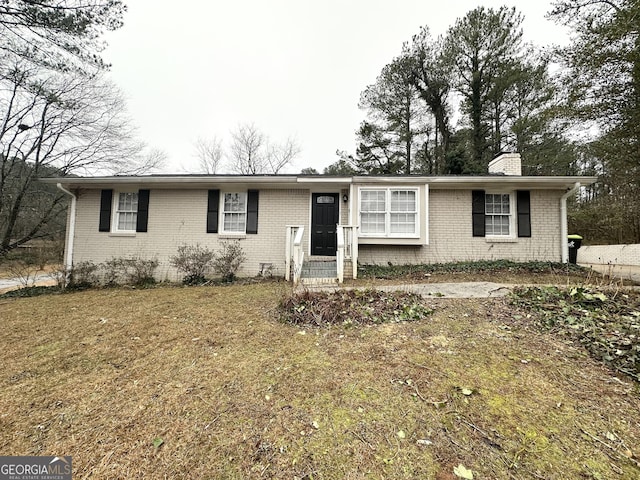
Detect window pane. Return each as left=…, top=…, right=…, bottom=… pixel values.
left=485, top=193, right=509, bottom=215
left=224, top=213, right=246, bottom=232
left=118, top=211, right=137, bottom=231
left=118, top=192, right=138, bottom=212
left=224, top=193, right=245, bottom=213
left=390, top=213, right=416, bottom=234
left=316, top=195, right=335, bottom=204
left=361, top=190, right=385, bottom=212
left=391, top=190, right=416, bottom=212
left=485, top=215, right=510, bottom=236
left=361, top=213, right=386, bottom=234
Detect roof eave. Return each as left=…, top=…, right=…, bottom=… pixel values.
left=41, top=174, right=599, bottom=190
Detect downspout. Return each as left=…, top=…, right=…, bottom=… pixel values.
left=56, top=183, right=76, bottom=277
left=560, top=182, right=580, bottom=263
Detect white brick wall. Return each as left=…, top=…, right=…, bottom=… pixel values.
left=72, top=188, right=310, bottom=280
left=68, top=186, right=568, bottom=280
left=358, top=189, right=563, bottom=265
left=578, top=244, right=640, bottom=266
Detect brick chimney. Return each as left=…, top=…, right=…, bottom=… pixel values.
left=488, top=152, right=522, bottom=176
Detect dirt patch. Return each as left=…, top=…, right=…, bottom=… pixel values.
left=0, top=283, right=639, bottom=479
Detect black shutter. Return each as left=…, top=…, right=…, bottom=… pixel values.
left=246, top=190, right=259, bottom=234
left=99, top=189, right=113, bottom=232
left=207, top=189, right=220, bottom=233
left=472, top=190, right=485, bottom=237
left=136, top=189, right=150, bottom=232
left=517, top=190, right=531, bottom=238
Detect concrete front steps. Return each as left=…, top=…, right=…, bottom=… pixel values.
left=299, top=257, right=338, bottom=286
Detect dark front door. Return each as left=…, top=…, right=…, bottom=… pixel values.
left=311, top=193, right=339, bottom=256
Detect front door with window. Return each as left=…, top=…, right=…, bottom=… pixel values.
left=311, top=193, right=339, bottom=256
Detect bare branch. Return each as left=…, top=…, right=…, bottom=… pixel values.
left=0, top=61, right=150, bottom=253
left=227, top=123, right=300, bottom=174
left=193, top=136, right=223, bottom=174
left=229, top=123, right=265, bottom=175
left=266, top=137, right=301, bottom=174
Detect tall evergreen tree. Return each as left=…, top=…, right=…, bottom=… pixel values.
left=551, top=0, right=640, bottom=242
left=357, top=53, right=426, bottom=174
left=444, top=6, right=525, bottom=171
left=409, top=27, right=453, bottom=174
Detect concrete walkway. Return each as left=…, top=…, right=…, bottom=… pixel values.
left=0, top=273, right=58, bottom=294
left=299, top=281, right=512, bottom=298
left=298, top=264, right=640, bottom=298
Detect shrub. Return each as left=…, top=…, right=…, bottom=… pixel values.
left=103, top=257, right=158, bottom=287
left=5, top=260, right=38, bottom=287
left=126, top=257, right=158, bottom=286
left=170, top=244, right=215, bottom=285
left=213, top=240, right=246, bottom=282
left=103, top=258, right=125, bottom=286
left=67, top=261, right=99, bottom=288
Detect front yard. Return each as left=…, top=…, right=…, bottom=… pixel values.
left=0, top=282, right=639, bottom=479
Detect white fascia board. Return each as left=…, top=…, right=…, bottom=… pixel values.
left=426, top=176, right=598, bottom=189
left=296, top=177, right=352, bottom=184
left=40, top=175, right=302, bottom=189
left=42, top=174, right=598, bottom=190
left=351, top=175, right=598, bottom=188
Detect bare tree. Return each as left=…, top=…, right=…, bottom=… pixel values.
left=0, top=62, right=151, bottom=254
left=125, top=147, right=167, bottom=175
left=193, top=136, right=223, bottom=174
left=267, top=137, right=301, bottom=174
left=228, top=123, right=300, bottom=174
left=229, top=123, right=265, bottom=174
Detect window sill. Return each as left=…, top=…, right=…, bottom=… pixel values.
left=358, top=236, right=424, bottom=246
left=109, top=232, right=136, bottom=237
left=360, top=235, right=420, bottom=240
left=219, top=234, right=246, bottom=240
left=485, top=236, right=517, bottom=243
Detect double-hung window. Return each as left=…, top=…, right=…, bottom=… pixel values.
left=115, top=192, right=138, bottom=232
left=360, top=188, right=418, bottom=237
left=485, top=193, right=511, bottom=236
left=360, top=190, right=386, bottom=235
left=473, top=190, right=530, bottom=239
left=222, top=192, right=247, bottom=233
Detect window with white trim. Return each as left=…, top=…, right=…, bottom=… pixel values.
left=115, top=192, right=138, bottom=232
left=360, top=188, right=418, bottom=237
left=222, top=192, right=247, bottom=233
left=485, top=193, right=511, bottom=236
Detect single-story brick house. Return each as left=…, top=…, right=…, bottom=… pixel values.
left=43, top=153, right=597, bottom=284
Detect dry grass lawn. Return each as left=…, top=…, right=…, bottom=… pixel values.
left=1, top=282, right=639, bottom=479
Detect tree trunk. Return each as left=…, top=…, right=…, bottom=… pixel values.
left=471, top=65, right=485, bottom=167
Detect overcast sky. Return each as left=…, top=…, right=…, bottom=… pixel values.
left=103, top=1, right=568, bottom=174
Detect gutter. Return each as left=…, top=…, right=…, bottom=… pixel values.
left=56, top=183, right=77, bottom=277
left=560, top=182, right=580, bottom=263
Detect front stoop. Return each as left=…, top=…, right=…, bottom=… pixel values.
left=299, top=259, right=338, bottom=285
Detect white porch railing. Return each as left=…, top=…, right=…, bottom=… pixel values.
left=337, top=225, right=358, bottom=281
left=285, top=225, right=305, bottom=283
left=336, top=227, right=345, bottom=283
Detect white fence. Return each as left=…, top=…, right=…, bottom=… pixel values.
left=578, top=244, right=640, bottom=266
